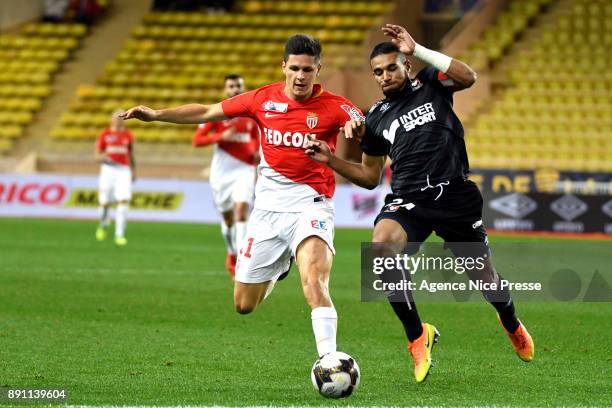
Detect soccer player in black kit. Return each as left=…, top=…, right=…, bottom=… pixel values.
left=306, top=24, right=534, bottom=383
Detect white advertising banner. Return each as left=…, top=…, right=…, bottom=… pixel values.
left=0, top=173, right=388, bottom=228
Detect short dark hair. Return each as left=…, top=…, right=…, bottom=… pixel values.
left=284, top=34, right=321, bottom=62
left=370, top=42, right=404, bottom=60
left=224, top=74, right=242, bottom=83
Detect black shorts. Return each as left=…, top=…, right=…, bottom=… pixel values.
left=375, top=177, right=489, bottom=257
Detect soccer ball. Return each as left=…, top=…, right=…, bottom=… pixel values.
left=311, top=351, right=360, bottom=398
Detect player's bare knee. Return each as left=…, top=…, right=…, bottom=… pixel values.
left=235, top=302, right=256, bottom=315
left=372, top=229, right=404, bottom=244
left=372, top=230, right=390, bottom=243
left=234, top=295, right=257, bottom=314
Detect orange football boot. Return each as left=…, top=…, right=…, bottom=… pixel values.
left=407, top=323, right=439, bottom=383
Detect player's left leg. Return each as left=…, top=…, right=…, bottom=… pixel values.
left=290, top=200, right=338, bottom=358
left=113, top=166, right=132, bottom=246
left=469, top=256, right=534, bottom=362
left=436, top=178, right=533, bottom=362
left=295, top=236, right=336, bottom=358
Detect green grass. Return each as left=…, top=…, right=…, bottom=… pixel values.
left=0, top=218, right=610, bottom=407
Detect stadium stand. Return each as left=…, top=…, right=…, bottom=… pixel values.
left=0, top=23, right=87, bottom=154
left=50, top=0, right=393, bottom=145
left=464, top=0, right=611, bottom=172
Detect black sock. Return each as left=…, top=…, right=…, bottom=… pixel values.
left=388, top=300, right=423, bottom=342
left=472, top=268, right=521, bottom=333
left=493, top=300, right=520, bottom=333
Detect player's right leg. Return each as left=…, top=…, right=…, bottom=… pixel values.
left=212, top=179, right=237, bottom=276
left=373, top=197, right=437, bottom=383
left=233, top=281, right=271, bottom=314
left=96, top=165, right=112, bottom=241
left=96, top=204, right=110, bottom=241
left=233, top=209, right=292, bottom=314
left=234, top=201, right=249, bottom=247
left=220, top=209, right=236, bottom=277
left=230, top=165, right=255, bottom=254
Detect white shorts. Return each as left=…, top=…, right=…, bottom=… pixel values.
left=235, top=201, right=335, bottom=284
left=98, top=163, right=132, bottom=205
left=210, top=166, right=255, bottom=213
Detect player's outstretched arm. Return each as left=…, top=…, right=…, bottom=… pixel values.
left=121, top=103, right=227, bottom=124
left=306, top=140, right=385, bottom=190
left=382, top=24, right=476, bottom=91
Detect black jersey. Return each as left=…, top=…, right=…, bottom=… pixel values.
left=361, top=67, right=469, bottom=196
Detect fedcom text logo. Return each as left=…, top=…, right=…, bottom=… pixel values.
left=262, top=127, right=315, bottom=148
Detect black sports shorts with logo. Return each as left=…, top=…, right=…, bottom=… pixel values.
left=375, top=177, right=489, bottom=257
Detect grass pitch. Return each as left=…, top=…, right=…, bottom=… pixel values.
left=0, top=218, right=610, bottom=407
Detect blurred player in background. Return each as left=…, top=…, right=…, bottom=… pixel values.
left=122, top=34, right=364, bottom=360
left=192, top=74, right=260, bottom=277
left=307, top=24, right=534, bottom=382
left=95, top=109, right=135, bottom=246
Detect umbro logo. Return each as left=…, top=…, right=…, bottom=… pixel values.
left=602, top=200, right=612, bottom=218
left=489, top=193, right=537, bottom=219
left=550, top=195, right=587, bottom=221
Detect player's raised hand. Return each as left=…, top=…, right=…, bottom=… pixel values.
left=342, top=119, right=365, bottom=142
left=382, top=24, right=416, bottom=55
left=121, top=105, right=158, bottom=122
left=305, top=140, right=333, bottom=165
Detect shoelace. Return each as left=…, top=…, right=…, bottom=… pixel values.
left=420, top=175, right=450, bottom=200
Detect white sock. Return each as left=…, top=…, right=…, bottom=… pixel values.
left=221, top=222, right=236, bottom=255
left=98, top=206, right=110, bottom=227
left=115, top=203, right=128, bottom=237
left=234, top=221, right=248, bottom=250
left=311, top=307, right=337, bottom=357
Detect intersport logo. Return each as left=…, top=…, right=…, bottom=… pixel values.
left=262, top=127, right=315, bottom=148
left=383, top=102, right=436, bottom=143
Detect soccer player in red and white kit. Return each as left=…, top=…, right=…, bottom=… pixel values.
left=122, top=34, right=364, bottom=358
left=95, top=109, right=135, bottom=246
left=193, top=74, right=260, bottom=277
